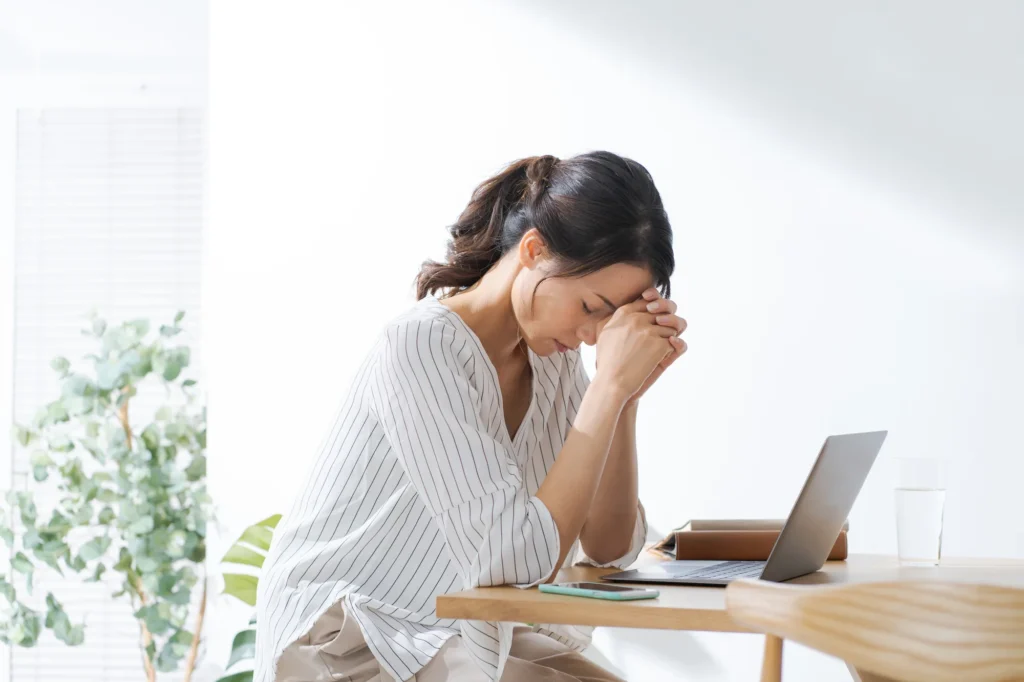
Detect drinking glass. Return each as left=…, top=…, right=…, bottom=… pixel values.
left=894, top=457, right=946, bottom=566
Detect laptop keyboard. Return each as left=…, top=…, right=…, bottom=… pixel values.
left=670, top=561, right=765, bottom=580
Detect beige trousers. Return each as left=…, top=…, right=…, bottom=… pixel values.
left=276, top=600, right=626, bottom=682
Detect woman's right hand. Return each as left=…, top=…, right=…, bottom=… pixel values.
left=593, top=298, right=677, bottom=402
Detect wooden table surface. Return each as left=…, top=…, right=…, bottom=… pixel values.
left=435, top=553, right=1024, bottom=632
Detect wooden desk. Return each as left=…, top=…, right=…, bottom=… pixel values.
left=436, top=553, right=1024, bottom=632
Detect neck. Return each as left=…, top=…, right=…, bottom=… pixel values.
left=442, top=255, right=524, bottom=368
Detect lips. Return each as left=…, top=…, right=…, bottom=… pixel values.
left=554, top=340, right=569, bottom=353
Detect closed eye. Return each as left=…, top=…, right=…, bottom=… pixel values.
left=582, top=301, right=593, bottom=314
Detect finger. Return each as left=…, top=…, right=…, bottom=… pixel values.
left=655, top=314, right=687, bottom=335
left=641, top=288, right=659, bottom=302
left=669, top=336, right=688, bottom=354
left=651, top=323, right=681, bottom=339
left=645, top=297, right=677, bottom=315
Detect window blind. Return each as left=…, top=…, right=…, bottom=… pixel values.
left=11, top=108, right=204, bottom=682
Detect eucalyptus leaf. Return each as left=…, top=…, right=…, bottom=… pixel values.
left=22, top=528, right=43, bottom=550
left=78, top=536, right=111, bottom=562
left=12, top=552, right=34, bottom=575
left=87, top=563, right=107, bottom=583
left=0, top=576, right=16, bottom=603
left=50, top=356, right=70, bottom=375
left=13, top=425, right=34, bottom=447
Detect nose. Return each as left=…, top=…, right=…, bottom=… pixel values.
left=576, top=324, right=597, bottom=347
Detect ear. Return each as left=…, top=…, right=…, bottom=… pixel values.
left=517, top=228, right=549, bottom=270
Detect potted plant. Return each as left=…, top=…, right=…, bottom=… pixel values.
left=1, top=311, right=211, bottom=681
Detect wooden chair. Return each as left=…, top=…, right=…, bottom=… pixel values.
left=725, top=579, right=1024, bottom=682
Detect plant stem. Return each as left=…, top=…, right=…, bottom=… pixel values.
left=181, top=575, right=207, bottom=682
left=134, top=577, right=157, bottom=682
left=123, top=397, right=154, bottom=680
left=117, top=394, right=133, bottom=449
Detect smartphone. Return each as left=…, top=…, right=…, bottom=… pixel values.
left=538, top=582, right=660, bottom=601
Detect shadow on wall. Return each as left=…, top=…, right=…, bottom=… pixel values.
left=510, top=0, right=1024, bottom=254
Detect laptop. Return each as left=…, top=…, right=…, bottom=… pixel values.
left=602, top=430, right=887, bottom=587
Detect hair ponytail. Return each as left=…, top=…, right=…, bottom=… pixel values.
left=416, top=150, right=674, bottom=301
left=416, top=155, right=559, bottom=300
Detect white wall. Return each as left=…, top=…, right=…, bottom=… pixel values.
left=208, top=1, right=1024, bottom=680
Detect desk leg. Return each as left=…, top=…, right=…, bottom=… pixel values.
left=761, top=635, right=783, bottom=682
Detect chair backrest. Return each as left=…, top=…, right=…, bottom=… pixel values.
left=726, top=579, right=1024, bottom=682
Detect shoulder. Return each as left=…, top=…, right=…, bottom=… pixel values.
left=373, top=299, right=473, bottom=377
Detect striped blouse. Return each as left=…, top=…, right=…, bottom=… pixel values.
left=254, top=296, right=647, bottom=682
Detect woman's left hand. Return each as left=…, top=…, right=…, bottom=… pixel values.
left=627, top=288, right=687, bottom=406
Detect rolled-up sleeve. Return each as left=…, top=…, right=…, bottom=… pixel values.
left=369, top=318, right=560, bottom=589
left=565, top=350, right=648, bottom=570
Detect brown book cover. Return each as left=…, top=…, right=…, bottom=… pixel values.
left=651, top=519, right=849, bottom=561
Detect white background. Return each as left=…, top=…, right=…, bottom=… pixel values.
left=3, top=1, right=1022, bottom=681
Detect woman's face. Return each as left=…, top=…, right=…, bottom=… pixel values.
left=511, top=231, right=655, bottom=357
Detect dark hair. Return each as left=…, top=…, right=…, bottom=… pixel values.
left=416, top=151, right=674, bottom=301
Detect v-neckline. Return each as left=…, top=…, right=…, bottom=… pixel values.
left=426, top=297, right=538, bottom=450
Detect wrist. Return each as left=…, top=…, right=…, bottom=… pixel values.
left=590, top=374, right=632, bottom=410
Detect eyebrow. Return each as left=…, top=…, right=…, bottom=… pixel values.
left=596, top=292, right=617, bottom=312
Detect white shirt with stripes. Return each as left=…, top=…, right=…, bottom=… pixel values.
left=254, top=296, right=647, bottom=682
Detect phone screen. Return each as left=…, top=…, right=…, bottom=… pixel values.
left=562, top=582, right=644, bottom=592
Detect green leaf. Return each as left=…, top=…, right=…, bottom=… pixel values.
left=182, top=379, right=197, bottom=388
left=87, top=563, right=107, bottom=583
left=113, top=547, right=133, bottom=572
left=92, top=318, right=107, bottom=336
left=98, top=507, right=116, bottom=524
left=216, top=672, right=254, bottom=682
left=238, top=525, right=274, bottom=552
left=0, top=576, right=16, bottom=603
left=22, top=528, right=43, bottom=550
left=226, top=628, right=256, bottom=669
left=58, top=622, right=85, bottom=646
left=185, top=454, right=206, bottom=481
left=50, top=356, right=71, bottom=375
left=135, top=604, right=171, bottom=635
left=141, top=425, right=160, bottom=453
left=130, top=516, right=155, bottom=535
left=221, top=544, right=266, bottom=570
left=129, top=319, right=150, bottom=337
left=46, top=401, right=70, bottom=425
left=12, top=552, right=34, bottom=575
left=0, top=526, right=14, bottom=549
left=29, top=451, right=53, bottom=468
left=222, top=574, right=258, bottom=606
left=13, top=425, right=34, bottom=447
left=174, top=311, right=185, bottom=324
left=155, top=406, right=173, bottom=421
left=249, top=613, right=257, bottom=626
left=162, top=359, right=182, bottom=381
left=64, top=374, right=94, bottom=397
left=79, top=536, right=112, bottom=562
left=32, top=465, right=48, bottom=482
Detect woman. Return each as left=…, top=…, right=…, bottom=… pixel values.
left=255, top=151, right=687, bottom=682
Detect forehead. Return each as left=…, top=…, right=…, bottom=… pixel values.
left=572, top=263, right=654, bottom=307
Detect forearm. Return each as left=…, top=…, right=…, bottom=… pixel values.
left=579, top=401, right=639, bottom=564
left=536, top=376, right=628, bottom=578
